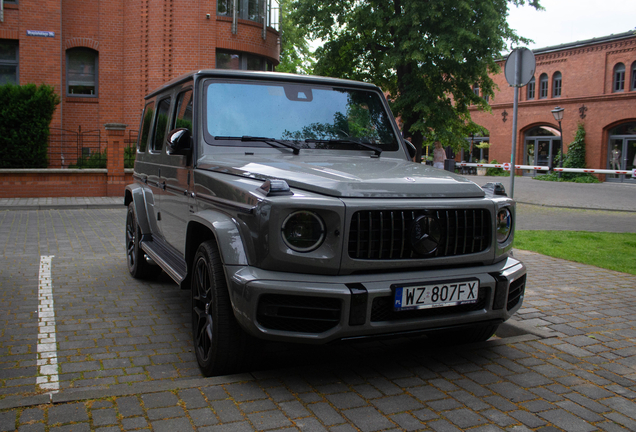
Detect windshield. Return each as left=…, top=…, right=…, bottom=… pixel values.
left=203, top=80, right=399, bottom=151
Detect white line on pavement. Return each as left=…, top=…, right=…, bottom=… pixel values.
left=36, top=255, right=59, bottom=392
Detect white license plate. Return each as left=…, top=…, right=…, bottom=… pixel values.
left=393, top=279, right=480, bottom=311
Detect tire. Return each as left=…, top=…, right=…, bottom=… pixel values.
left=125, top=202, right=157, bottom=279
left=191, top=240, right=255, bottom=376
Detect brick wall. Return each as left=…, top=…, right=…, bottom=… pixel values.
left=468, top=35, right=636, bottom=172
left=0, top=171, right=133, bottom=198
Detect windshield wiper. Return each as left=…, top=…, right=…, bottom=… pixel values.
left=214, top=136, right=300, bottom=155
left=304, top=138, right=382, bottom=157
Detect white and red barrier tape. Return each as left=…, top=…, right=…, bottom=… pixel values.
left=457, top=163, right=635, bottom=177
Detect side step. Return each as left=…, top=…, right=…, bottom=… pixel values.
left=141, top=239, right=187, bottom=285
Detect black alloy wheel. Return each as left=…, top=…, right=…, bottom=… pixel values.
left=191, top=240, right=255, bottom=376
left=125, top=202, right=155, bottom=279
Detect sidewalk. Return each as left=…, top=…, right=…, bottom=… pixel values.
left=0, top=175, right=634, bottom=212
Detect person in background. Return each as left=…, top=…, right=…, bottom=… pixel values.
left=433, top=141, right=446, bottom=169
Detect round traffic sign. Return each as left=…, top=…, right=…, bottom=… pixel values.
left=505, top=48, right=536, bottom=87
left=503, top=162, right=511, bottom=172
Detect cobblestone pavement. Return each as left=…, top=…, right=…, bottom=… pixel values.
left=1, top=208, right=636, bottom=431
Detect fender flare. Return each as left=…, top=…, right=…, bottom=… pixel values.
left=124, top=184, right=151, bottom=235
left=187, top=210, right=248, bottom=266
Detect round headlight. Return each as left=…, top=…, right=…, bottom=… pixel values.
left=282, top=211, right=325, bottom=252
left=496, top=208, right=512, bottom=243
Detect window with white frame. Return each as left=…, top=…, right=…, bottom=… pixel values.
left=613, top=63, right=625, bottom=92
left=527, top=76, right=535, bottom=100
left=216, top=50, right=273, bottom=71
left=552, top=72, right=562, bottom=97
left=67, top=47, right=98, bottom=96
left=539, top=73, right=548, bottom=99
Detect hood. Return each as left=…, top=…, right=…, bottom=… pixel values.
left=198, top=154, right=485, bottom=198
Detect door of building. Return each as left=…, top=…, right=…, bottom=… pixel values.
left=523, top=126, right=561, bottom=176
left=607, top=137, right=636, bottom=183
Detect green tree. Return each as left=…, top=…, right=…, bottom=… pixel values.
left=276, top=0, right=316, bottom=74
left=289, top=0, right=541, bottom=161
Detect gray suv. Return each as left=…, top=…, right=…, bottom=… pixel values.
left=125, top=70, right=526, bottom=376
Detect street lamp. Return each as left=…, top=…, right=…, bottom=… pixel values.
left=551, top=106, right=564, bottom=177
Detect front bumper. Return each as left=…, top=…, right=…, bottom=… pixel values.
left=225, top=257, right=526, bottom=343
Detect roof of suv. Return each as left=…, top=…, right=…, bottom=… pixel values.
left=146, top=69, right=380, bottom=99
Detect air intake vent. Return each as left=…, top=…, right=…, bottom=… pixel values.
left=348, top=209, right=490, bottom=260
left=257, top=295, right=341, bottom=333
left=507, top=274, right=526, bottom=311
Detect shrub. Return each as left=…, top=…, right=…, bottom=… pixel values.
left=69, top=150, right=107, bottom=168
left=486, top=159, right=510, bottom=176
left=0, top=83, right=60, bottom=168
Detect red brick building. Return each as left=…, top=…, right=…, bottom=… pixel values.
left=467, top=31, right=636, bottom=183
left=0, top=0, right=279, bottom=167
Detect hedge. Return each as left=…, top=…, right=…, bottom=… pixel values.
left=0, top=83, right=60, bottom=168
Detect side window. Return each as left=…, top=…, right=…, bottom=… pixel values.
left=173, top=89, right=193, bottom=133
left=0, top=40, right=19, bottom=85
left=539, top=73, right=548, bottom=99
left=152, top=98, right=171, bottom=152
left=613, top=63, right=625, bottom=92
left=527, top=76, right=535, bottom=100
left=138, top=101, right=155, bottom=153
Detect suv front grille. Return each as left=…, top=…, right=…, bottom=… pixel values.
left=348, top=209, right=490, bottom=260
left=370, top=288, right=489, bottom=322
left=257, top=294, right=342, bottom=333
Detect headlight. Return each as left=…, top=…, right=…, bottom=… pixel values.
left=282, top=211, right=325, bottom=252
left=496, top=208, right=512, bottom=243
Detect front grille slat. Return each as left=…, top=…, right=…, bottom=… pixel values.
left=348, top=208, right=491, bottom=260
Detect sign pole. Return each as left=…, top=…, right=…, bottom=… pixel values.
left=510, top=50, right=520, bottom=199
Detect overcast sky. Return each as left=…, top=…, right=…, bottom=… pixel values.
left=507, top=0, right=636, bottom=50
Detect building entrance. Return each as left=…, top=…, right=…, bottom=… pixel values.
left=523, top=126, right=561, bottom=176
left=607, top=127, right=636, bottom=183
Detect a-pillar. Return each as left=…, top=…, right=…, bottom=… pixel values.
left=105, top=123, right=128, bottom=197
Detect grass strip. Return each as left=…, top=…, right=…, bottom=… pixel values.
left=514, top=231, right=636, bottom=275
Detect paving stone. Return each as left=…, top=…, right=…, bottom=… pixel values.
left=210, top=400, right=244, bottom=423
left=121, top=417, right=148, bottom=430
left=150, top=417, right=195, bottom=432
left=537, top=409, right=596, bottom=432
left=141, top=391, right=179, bottom=408
left=91, top=409, right=118, bottom=426
left=308, top=402, right=345, bottom=426
left=49, top=424, right=91, bottom=432
left=19, top=408, right=44, bottom=423
left=325, top=393, right=367, bottom=410
left=239, top=400, right=277, bottom=414
left=16, top=424, right=45, bottom=432
left=224, top=382, right=268, bottom=402
left=409, top=385, right=446, bottom=402
left=247, top=411, right=293, bottom=430
left=48, top=403, right=89, bottom=425
left=341, top=407, right=394, bottom=432
left=147, top=406, right=185, bottom=420
left=293, top=417, right=329, bottom=431
left=480, top=409, right=517, bottom=427
left=509, top=410, right=547, bottom=428
left=278, top=401, right=310, bottom=419
left=443, top=408, right=488, bottom=429
left=116, top=396, right=144, bottom=417
left=389, top=413, right=425, bottom=431
left=0, top=411, right=16, bottom=432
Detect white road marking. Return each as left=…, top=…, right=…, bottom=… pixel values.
left=36, top=255, right=59, bottom=392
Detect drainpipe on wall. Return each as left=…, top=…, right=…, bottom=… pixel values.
left=1, top=0, right=4, bottom=22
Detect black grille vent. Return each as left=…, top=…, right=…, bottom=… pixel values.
left=370, top=288, right=488, bottom=322
left=257, top=295, right=341, bottom=333
left=507, top=274, right=526, bottom=311
left=348, top=209, right=490, bottom=260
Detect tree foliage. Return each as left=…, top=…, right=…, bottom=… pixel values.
left=276, top=0, right=316, bottom=74
left=0, top=83, right=60, bottom=168
left=289, top=0, right=541, bottom=161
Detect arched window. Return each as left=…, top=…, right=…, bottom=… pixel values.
left=613, top=63, right=625, bottom=92
left=631, top=61, right=636, bottom=91
left=552, top=72, right=562, bottom=97
left=539, top=73, right=548, bottom=99
left=527, top=76, right=535, bottom=100
left=66, top=47, right=98, bottom=96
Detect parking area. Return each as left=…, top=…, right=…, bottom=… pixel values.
left=1, top=207, right=636, bottom=431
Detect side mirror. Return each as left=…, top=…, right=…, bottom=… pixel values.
left=166, top=128, right=192, bottom=156
left=404, top=139, right=416, bottom=160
